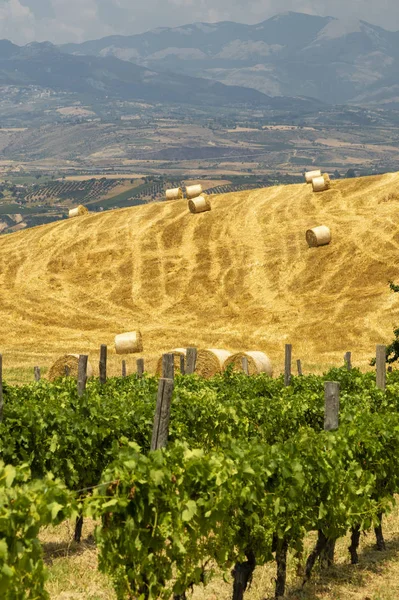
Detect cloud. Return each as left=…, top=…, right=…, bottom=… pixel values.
left=0, top=0, right=398, bottom=45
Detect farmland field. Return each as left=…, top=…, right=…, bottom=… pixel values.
left=0, top=172, right=398, bottom=379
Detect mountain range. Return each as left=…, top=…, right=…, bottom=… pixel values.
left=62, top=12, right=399, bottom=106
left=0, top=38, right=318, bottom=110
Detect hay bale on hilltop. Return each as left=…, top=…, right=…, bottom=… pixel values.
left=186, top=184, right=203, bottom=199
left=115, top=331, right=143, bottom=355
left=306, top=225, right=331, bottom=248
left=48, top=353, right=94, bottom=381
left=305, top=170, right=321, bottom=184
left=166, top=187, right=183, bottom=201
left=156, top=348, right=187, bottom=376
left=196, top=349, right=232, bottom=378
left=68, top=205, right=89, bottom=218
left=312, top=174, right=331, bottom=193
left=188, top=195, right=211, bottom=214
left=225, top=351, right=273, bottom=376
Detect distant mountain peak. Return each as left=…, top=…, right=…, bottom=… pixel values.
left=57, top=13, right=399, bottom=107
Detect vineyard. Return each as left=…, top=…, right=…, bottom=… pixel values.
left=2, top=365, right=399, bottom=599
left=25, top=178, right=120, bottom=203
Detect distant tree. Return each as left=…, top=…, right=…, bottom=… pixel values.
left=345, top=169, right=356, bottom=178
left=333, top=170, right=341, bottom=179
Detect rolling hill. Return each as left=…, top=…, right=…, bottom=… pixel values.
left=1, top=171, right=399, bottom=381
left=62, top=12, right=399, bottom=105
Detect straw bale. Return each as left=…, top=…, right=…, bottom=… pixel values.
left=196, top=349, right=232, bottom=378
left=306, top=225, right=331, bottom=248
left=115, top=331, right=143, bottom=354
left=155, top=348, right=187, bottom=376
left=48, top=353, right=94, bottom=382
left=68, top=205, right=89, bottom=218
left=188, top=195, right=211, bottom=214
left=225, top=351, right=273, bottom=376
left=186, top=184, right=203, bottom=199
left=166, top=187, right=183, bottom=201
left=312, top=175, right=331, bottom=193
left=305, top=170, right=321, bottom=184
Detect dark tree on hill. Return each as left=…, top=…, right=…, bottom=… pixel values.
left=371, top=282, right=399, bottom=365
left=345, top=169, right=356, bottom=178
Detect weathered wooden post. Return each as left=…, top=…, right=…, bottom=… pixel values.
left=284, top=344, right=292, bottom=386
left=180, top=354, right=185, bottom=376
left=34, top=366, right=41, bottom=382
left=77, top=355, right=88, bottom=397
left=241, top=356, right=249, bottom=376
left=323, top=380, right=340, bottom=566
left=376, top=345, right=386, bottom=391
left=186, top=347, right=197, bottom=375
left=99, top=344, right=107, bottom=385
left=388, top=366, right=393, bottom=373
left=344, top=352, right=352, bottom=371
left=0, top=354, right=3, bottom=424
left=65, top=365, right=70, bottom=377
left=296, top=359, right=303, bottom=376
left=122, top=360, right=127, bottom=378
left=137, top=358, right=144, bottom=378
left=162, top=353, right=175, bottom=380
left=151, top=378, right=174, bottom=450
left=324, top=382, right=340, bottom=431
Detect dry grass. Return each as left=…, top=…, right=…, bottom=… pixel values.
left=0, top=172, right=399, bottom=381
left=42, top=505, right=399, bottom=599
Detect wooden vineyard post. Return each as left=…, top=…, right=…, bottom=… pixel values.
left=376, top=345, right=386, bottom=391
left=65, top=365, right=70, bottom=377
left=186, top=347, right=197, bottom=375
left=122, top=360, right=127, bottom=378
left=151, top=378, right=174, bottom=450
left=297, top=359, right=303, bottom=376
left=162, top=353, right=175, bottom=380
left=0, top=354, right=3, bottom=424
left=284, top=344, right=292, bottom=386
left=241, top=356, right=249, bottom=376
left=77, top=355, right=88, bottom=397
left=323, top=381, right=340, bottom=566
left=137, top=358, right=144, bottom=378
left=180, top=354, right=185, bottom=376
left=344, top=352, right=352, bottom=371
left=388, top=366, right=393, bottom=373
left=34, top=366, right=41, bottom=382
left=324, top=382, right=340, bottom=431
left=99, top=344, right=107, bottom=385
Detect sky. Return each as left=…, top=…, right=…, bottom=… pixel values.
left=1, top=0, right=399, bottom=45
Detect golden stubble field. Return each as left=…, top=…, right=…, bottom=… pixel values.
left=1, top=172, right=399, bottom=382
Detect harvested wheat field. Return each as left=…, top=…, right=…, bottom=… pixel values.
left=1, top=172, right=399, bottom=381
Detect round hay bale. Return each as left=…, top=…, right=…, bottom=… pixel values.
left=188, top=195, right=211, bottom=214
left=312, top=174, right=331, bottom=192
left=225, top=351, right=273, bottom=376
left=166, top=187, right=183, bottom=201
left=156, top=348, right=187, bottom=376
left=186, top=184, right=203, bottom=199
left=305, top=170, right=321, bottom=184
left=68, top=205, right=89, bottom=218
left=48, top=353, right=94, bottom=382
left=306, top=225, right=331, bottom=248
left=115, top=331, right=143, bottom=355
left=196, top=349, right=232, bottom=378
